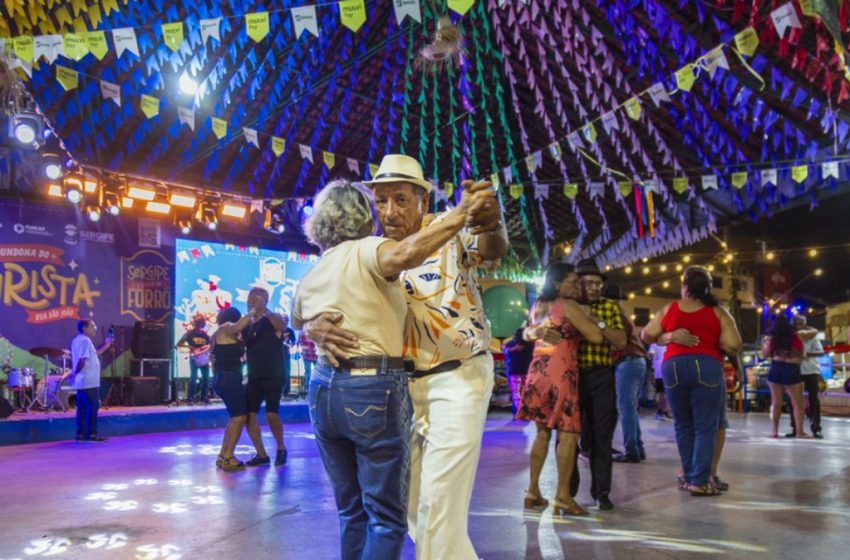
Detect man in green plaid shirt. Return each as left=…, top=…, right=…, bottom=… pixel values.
left=576, top=259, right=626, bottom=511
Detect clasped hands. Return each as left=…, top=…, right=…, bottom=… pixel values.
left=457, top=179, right=503, bottom=234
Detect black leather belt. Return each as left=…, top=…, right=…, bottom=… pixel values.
left=413, top=351, right=488, bottom=379
left=318, top=356, right=413, bottom=372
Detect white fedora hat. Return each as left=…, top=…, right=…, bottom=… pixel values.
left=363, top=154, right=433, bottom=193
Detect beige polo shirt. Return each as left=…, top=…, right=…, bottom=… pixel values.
left=292, top=236, right=406, bottom=359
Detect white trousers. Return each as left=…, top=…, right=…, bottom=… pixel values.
left=407, top=353, right=494, bottom=560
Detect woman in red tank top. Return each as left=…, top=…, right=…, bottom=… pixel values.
left=641, top=267, right=742, bottom=497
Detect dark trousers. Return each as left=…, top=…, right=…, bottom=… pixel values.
left=76, top=387, right=100, bottom=438
left=188, top=362, right=210, bottom=402
left=579, top=366, right=617, bottom=500
left=283, top=356, right=291, bottom=397
left=791, top=375, right=822, bottom=432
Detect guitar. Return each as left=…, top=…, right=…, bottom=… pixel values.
left=190, top=345, right=211, bottom=367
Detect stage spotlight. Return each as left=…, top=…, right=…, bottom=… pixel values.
left=179, top=73, right=198, bottom=96
left=302, top=201, right=314, bottom=217
left=8, top=112, right=44, bottom=148
left=46, top=183, right=63, bottom=197
left=178, top=219, right=192, bottom=235
left=169, top=190, right=196, bottom=208
left=145, top=199, right=172, bottom=215
left=86, top=205, right=102, bottom=222
left=104, top=193, right=121, bottom=216
left=41, top=153, right=66, bottom=180
left=264, top=207, right=286, bottom=234
left=65, top=177, right=83, bottom=203
left=197, top=203, right=219, bottom=231
left=126, top=183, right=157, bottom=201
left=220, top=201, right=247, bottom=219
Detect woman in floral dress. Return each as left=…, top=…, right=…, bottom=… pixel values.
left=516, top=263, right=603, bottom=516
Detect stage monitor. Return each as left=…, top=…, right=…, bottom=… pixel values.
left=173, top=239, right=317, bottom=379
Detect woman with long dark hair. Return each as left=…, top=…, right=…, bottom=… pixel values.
left=516, top=263, right=603, bottom=516
left=762, top=314, right=808, bottom=438
left=641, top=266, right=741, bottom=497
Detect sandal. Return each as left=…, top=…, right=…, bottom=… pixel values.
left=689, top=484, right=722, bottom=497
left=552, top=498, right=589, bottom=517
left=220, top=456, right=246, bottom=472
left=709, top=476, right=729, bottom=491
left=677, top=474, right=689, bottom=491
left=523, top=491, right=549, bottom=511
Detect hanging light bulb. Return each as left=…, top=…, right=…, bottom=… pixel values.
left=625, top=266, right=633, bottom=275
left=809, top=248, right=818, bottom=258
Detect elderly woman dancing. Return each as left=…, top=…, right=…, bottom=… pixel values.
left=292, top=178, right=493, bottom=560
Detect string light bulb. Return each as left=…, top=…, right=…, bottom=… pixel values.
left=642, top=266, right=650, bottom=275
left=809, top=249, right=818, bottom=258
left=625, top=266, right=633, bottom=275
left=766, top=251, right=775, bottom=261
left=659, top=264, right=667, bottom=272
left=675, top=264, right=683, bottom=272
left=682, top=255, right=691, bottom=263
left=815, top=268, right=823, bottom=277
left=644, top=287, right=652, bottom=295
left=628, top=292, right=635, bottom=300
left=662, top=281, right=670, bottom=288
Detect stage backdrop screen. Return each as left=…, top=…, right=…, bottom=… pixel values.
left=173, top=239, right=316, bottom=378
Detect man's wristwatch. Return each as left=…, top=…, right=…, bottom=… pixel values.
left=597, top=320, right=607, bottom=331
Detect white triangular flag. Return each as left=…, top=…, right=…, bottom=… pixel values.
left=178, top=106, right=195, bottom=131
left=601, top=112, right=619, bottom=135
left=588, top=181, right=605, bottom=199
left=12, top=58, right=32, bottom=78
left=822, top=161, right=839, bottom=179
left=291, top=6, right=319, bottom=38
left=250, top=200, right=264, bottom=214
left=643, top=179, right=659, bottom=193
left=703, top=46, right=729, bottom=78
left=347, top=158, right=359, bottom=174
left=100, top=80, right=121, bottom=107
left=534, top=184, right=550, bottom=200
left=761, top=168, right=777, bottom=186
left=647, top=83, right=671, bottom=106
left=112, top=27, right=139, bottom=58
left=771, top=2, right=802, bottom=39
left=243, top=127, right=259, bottom=148
left=200, top=18, right=221, bottom=45
left=702, top=175, right=718, bottom=190
left=393, top=0, right=421, bottom=23
left=299, top=144, right=313, bottom=163
left=33, top=35, right=65, bottom=64
left=503, top=166, right=513, bottom=184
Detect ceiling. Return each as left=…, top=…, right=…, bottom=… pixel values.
left=3, top=0, right=850, bottom=270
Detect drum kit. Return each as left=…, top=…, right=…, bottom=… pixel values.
left=7, top=347, right=74, bottom=413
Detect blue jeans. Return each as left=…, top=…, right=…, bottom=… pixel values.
left=662, top=355, right=723, bottom=486
left=188, top=362, right=210, bottom=403
left=616, top=356, right=647, bottom=456
left=76, top=387, right=100, bottom=438
left=309, top=363, right=411, bottom=560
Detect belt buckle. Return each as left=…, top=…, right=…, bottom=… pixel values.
left=350, top=367, right=378, bottom=376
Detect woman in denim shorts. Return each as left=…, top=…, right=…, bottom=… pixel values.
left=762, top=315, right=809, bottom=438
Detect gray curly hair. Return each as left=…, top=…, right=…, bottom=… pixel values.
left=305, top=180, right=376, bottom=250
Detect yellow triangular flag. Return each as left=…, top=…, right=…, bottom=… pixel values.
left=445, top=182, right=454, bottom=198
left=271, top=136, right=285, bottom=157
left=140, top=95, right=159, bottom=119
left=731, top=172, right=747, bottom=189
left=798, top=0, right=815, bottom=16
left=63, top=33, right=89, bottom=60
left=525, top=154, right=536, bottom=172
left=211, top=117, right=227, bottom=139
left=734, top=27, right=759, bottom=57
left=323, top=151, right=335, bottom=169
left=245, top=12, right=270, bottom=43
left=564, top=183, right=578, bottom=199
left=12, top=36, right=33, bottom=63
left=162, top=22, right=184, bottom=53
left=791, top=165, right=809, bottom=183
left=509, top=184, right=523, bottom=200
left=624, top=97, right=641, bottom=120
left=87, top=31, right=108, bottom=60
left=56, top=66, right=78, bottom=91
left=339, top=0, right=366, bottom=32
left=369, top=163, right=379, bottom=177
left=675, top=64, right=696, bottom=92
left=618, top=181, right=633, bottom=197
left=582, top=123, right=597, bottom=143
left=490, top=172, right=500, bottom=187
left=673, top=177, right=688, bottom=194
left=447, top=0, right=475, bottom=16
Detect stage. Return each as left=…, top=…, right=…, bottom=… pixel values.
left=0, top=410, right=848, bottom=560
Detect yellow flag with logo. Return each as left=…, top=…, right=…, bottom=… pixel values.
left=564, top=183, right=578, bottom=199
left=791, top=165, right=808, bottom=183
left=140, top=95, right=159, bottom=119
left=56, top=66, right=78, bottom=91
left=339, top=0, right=366, bottom=32
left=447, top=0, right=475, bottom=16
left=509, top=184, right=523, bottom=200
left=87, top=31, right=108, bottom=60
left=731, top=172, right=747, bottom=189
left=211, top=117, right=227, bottom=139
left=618, top=181, right=632, bottom=197
left=734, top=27, right=758, bottom=57
left=162, top=22, right=184, bottom=52
left=12, top=36, right=33, bottom=63
left=63, top=33, right=89, bottom=60
left=323, top=151, right=335, bottom=169
left=624, top=97, right=641, bottom=120
left=271, top=136, right=285, bottom=157
left=246, top=12, right=269, bottom=43
left=673, top=177, right=688, bottom=194
left=675, top=64, right=696, bottom=92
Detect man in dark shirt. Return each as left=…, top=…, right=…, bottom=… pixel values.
left=243, top=287, right=288, bottom=467
left=176, top=315, right=211, bottom=404
left=503, top=326, right=534, bottom=415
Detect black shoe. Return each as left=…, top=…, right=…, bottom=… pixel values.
left=612, top=452, right=640, bottom=463
left=784, top=432, right=796, bottom=438
left=75, top=435, right=86, bottom=443
left=245, top=454, right=271, bottom=467
left=597, top=497, right=614, bottom=511
left=87, top=435, right=107, bottom=443
left=639, top=450, right=647, bottom=461
left=275, top=449, right=288, bottom=466
left=813, top=429, right=823, bottom=439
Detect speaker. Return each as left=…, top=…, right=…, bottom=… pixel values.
left=128, top=377, right=160, bottom=406
left=130, top=359, right=170, bottom=402
left=132, top=321, right=170, bottom=359
left=0, top=396, right=13, bottom=419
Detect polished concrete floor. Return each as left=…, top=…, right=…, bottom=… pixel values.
left=0, top=410, right=848, bottom=559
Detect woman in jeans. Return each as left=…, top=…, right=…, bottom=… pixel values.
left=291, top=179, right=487, bottom=560
left=762, top=315, right=809, bottom=438
left=641, top=266, right=741, bottom=497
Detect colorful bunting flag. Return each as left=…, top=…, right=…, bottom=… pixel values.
left=731, top=172, right=747, bottom=189
left=624, top=97, right=641, bottom=120
left=702, top=175, right=718, bottom=190
left=734, top=27, right=759, bottom=56
left=703, top=46, right=729, bottom=78
left=200, top=18, right=221, bottom=45
left=243, top=127, right=259, bottom=148
left=600, top=112, right=618, bottom=135
left=323, top=151, right=335, bottom=168
left=490, top=172, right=500, bottom=187
left=675, top=64, right=696, bottom=92
left=178, top=106, right=195, bottom=131
left=502, top=166, right=513, bottom=184
left=648, top=83, right=671, bottom=106
left=339, top=0, right=367, bottom=32
left=563, top=183, right=578, bottom=199
left=761, top=168, right=777, bottom=186
left=161, top=22, right=184, bottom=53
left=113, top=27, right=139, bottom=58
left=525, top=154, right=536, bottom=173
left=369, top=163, right=379, bottom=177
left=12, top=35, right=33, bottom=63
left=588, top=181, right=605, bottom=199
left=245, top=12, right=270, bottom=43
left=211, top=117, right=227, bottom=139
left=100, top=80, right=121, bottom=107
left=509, top=184, right=524, bottom=200
left=139, top=95, right=159, bottom=118
left=445, top=182, right=455, bottom=198
left=822, top=161, right=839, bottom=179
left=771, top=2, right=802, bottom=38
left=673, top=177, right=688, bottom=194
left=56, top=66, right=78, bottom=91
left=271, top=136, right=285, bottom=157
left=534, top=184, right=550, bottom=200
left=393, top=0, right=421, bottom=23
left=62, top=33, right=88, bottom=60
left=292, top=6, right=319, bottom=38
left=548, top=143, right=562, bottom=161
left=791, top=165, right=808, bottom=183
left=448, top=0, right=475, bottom=16
left=33, top=35, right=64, bottom=63
left=299, top=144, right=314, bottom=163
left=87, top=31, right=108, bottom=60
left=347, top=158, right=359, bottom=173
left=618, top=181, right=633, bottom=197
left=582, top=123, right=597, bottom=143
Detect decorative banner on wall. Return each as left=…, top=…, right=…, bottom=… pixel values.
left=339, top=0, right=367, bottom=32
left=120, top=250, right=174, bottom=323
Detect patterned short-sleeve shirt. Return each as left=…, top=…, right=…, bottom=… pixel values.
left=577, top=298, right=624, bottom=369
left=401, top=213, right=491, bottom=370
